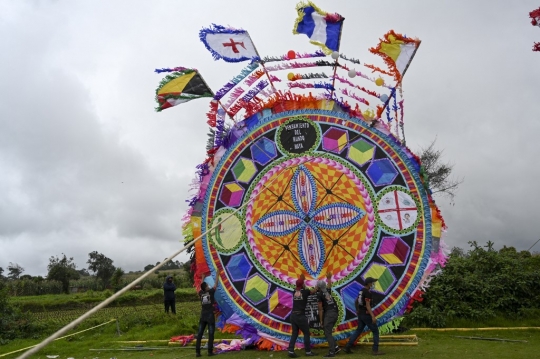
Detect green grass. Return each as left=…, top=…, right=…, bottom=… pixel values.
left=2, top=329, right=540, bottom=359
left=3, top=293, right=540, bottom=359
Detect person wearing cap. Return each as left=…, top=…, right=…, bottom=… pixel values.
left=344, top=277, right=385, bottom=356
left=195, top=271, right=220, bottom=357
left=287, top=274, right=317, bottom=358
left=317, top=272, right=340, bottom=358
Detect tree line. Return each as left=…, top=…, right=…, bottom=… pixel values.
left=0, top=251, right=189, bottom=295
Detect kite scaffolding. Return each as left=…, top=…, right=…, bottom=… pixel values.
left=154, top=1, right=448, bottom=351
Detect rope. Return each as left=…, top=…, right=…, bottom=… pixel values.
left=1, top=319, right=116, bottom=358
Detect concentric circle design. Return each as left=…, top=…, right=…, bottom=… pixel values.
left=246, top=155, right=375, bottom=283
left=201, top=110, right=431, bottom=343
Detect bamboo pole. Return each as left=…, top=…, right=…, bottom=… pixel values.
left=453, top=336, right=527, bottom=343
left=411, top=327, right=540, bottom=331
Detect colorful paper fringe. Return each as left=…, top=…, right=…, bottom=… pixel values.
left=261, top=50, right=326, bottom=63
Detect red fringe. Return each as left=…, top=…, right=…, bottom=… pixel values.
left=206, top=100, right=218, bottom=127
left=530, top=8, right=540, bottom=25
left=204, top=147, right=219, bottom=166
left=364, top=64, right=394, bottom=77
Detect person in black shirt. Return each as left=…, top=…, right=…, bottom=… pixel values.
left=195, top=271, right=220, bottom=357
left=287, top=274, right=317, bottom=358
left=344, top=277, right=385, bottom=356
left=163, top=275, right=176, bottom=314
left=317, top=272, right=339, bottom=358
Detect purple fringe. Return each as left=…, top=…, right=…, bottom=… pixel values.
left=154, top=66, right=195, bottom=73
left=241, top=80, right=268, bottom=102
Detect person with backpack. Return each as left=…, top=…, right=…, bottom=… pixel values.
left=344, top=277, right=385, bottom=356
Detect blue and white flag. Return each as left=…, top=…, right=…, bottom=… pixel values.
left=293, top=1, right=344, bottom=54
left=199, top=24, right=259, bottom=63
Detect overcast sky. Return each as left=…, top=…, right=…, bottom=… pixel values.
left=1, top=0, right=539, bottom=276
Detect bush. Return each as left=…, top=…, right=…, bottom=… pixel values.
left=0, top=282, right=42, bottom=343
left=405, top=242, right=540, bottom=327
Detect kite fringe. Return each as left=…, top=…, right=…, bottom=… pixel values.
left=288, top=81, right=334, bottom=90
left=530, top=7, right=540, bottom=26
left=154, top=66, right=195, bottom=73
left=332, top=75, right=382, bottom=99
left=288, top=72, right=329, bottom=81
left=339, top=54, right=362, bottom=64
left=214, top=62, right=259, bottom=100
left=262, top=50, right=326, bottom=63
left=241, top=80, right=268, bottom=103
left=340, top=88, right=370, bottom=105
left=364, top=63, right=394, bottom=77
left=206, top=100, right=219, bottom=127
left=245, top=70, right=265, bottom=86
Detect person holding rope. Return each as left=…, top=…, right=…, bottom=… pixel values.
left=196, top=271, right=220, bottom=357
left=288, top=274, right=317, bottom=358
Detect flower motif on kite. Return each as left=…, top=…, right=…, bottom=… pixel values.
left=254, top=165, right=365, bottom=276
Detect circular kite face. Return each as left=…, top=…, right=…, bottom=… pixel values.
left=202, top=110, right=431, bottom=342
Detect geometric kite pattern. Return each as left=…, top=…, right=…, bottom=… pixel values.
left=366, top=159, right=398, bottom=186
left=378, top=236, right=410, bottom=266
left=363, top=263, right=396, bottom=295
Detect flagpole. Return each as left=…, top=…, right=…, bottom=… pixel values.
left=246, top=32, right=278, bottom=94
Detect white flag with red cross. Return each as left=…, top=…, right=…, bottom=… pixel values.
left=200, top=24, right=259, bottom=63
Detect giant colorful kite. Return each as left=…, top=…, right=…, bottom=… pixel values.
left=157, top=1, right=447, bottom=350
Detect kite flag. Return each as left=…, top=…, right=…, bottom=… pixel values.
left=154, top=68, right=213, bottom=112
left=370, top=30, right=421, bottom=82
left=293, top=1, right=345, bottom=54
left=200, top=24, right=259, bottom=63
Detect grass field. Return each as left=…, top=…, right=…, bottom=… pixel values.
left=2, top=292, right=540, bottom=359
left=3, top=329, right=540, bottom=359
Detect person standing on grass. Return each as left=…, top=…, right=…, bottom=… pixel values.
left=163, top=275, right=176, bottom=314
left=317, top=272, right=340, bottom=358
left=288, top=274, right=317, bottom=358
left=344, top=277, right=385, bottom=356
left=196, top=271, right=220, bottom=357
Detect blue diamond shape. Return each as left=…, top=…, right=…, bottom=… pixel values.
left=251, top=137, right=277, bottom=165
left=367, top=159, right=398, bottom=186
left=226, top=253, right=252, bottom=281
left=340, top=281, right=364, bottom=314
